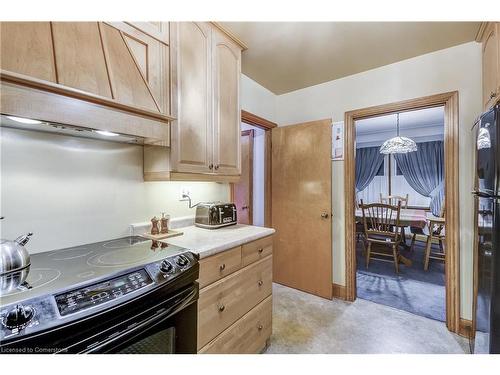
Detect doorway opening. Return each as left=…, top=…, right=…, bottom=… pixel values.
left=344, top=92, right=461, bottom=334
left=354, top=106, right=446, bottom=322
left=231, top=110, right=276, bottom=227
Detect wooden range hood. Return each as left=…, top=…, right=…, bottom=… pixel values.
left=0, top=22, right=173, bottom=145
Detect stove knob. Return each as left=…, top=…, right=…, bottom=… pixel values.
left=176, top=255, right=189, bottom=268
left=3, top=304, right=35, bottom=329
left=160, top=260, right=173, bottom=274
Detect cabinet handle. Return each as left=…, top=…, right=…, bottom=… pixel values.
left=214, top=164, right=219, bottom=170
left=257, top=324, right=263, bottom=331
left=258, top=248, right=264, bottom=254
left=218, top=303, right=225, bottom=312
left=219, top=263, right=226, bottom=271
left=490, top=91, right=498, bottom=99
left=209, top=163, right=214, bottom=170
left=258, top=280, right=263, bottom=286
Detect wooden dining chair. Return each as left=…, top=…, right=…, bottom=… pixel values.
left=360, top=200, right=403, bottom=273
left=380, top=193, right=410, bottom=247
left=380, top=193, right=409, bottom=208
left=423, top=209, right=446, bottom=271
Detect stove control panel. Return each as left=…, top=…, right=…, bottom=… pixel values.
left=55, top=269, right=153, bottom=316
left=0, top=251, right=198, bottom=344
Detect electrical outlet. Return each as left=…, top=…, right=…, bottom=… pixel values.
left=180, top=188, right=191, bottom=200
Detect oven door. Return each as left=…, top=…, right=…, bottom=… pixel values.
left=76, top=283, right=198, bottom=354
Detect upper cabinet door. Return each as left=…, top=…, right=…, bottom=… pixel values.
left=171, top=22, right=213, bottom=174
left=482, top=23, right=500, bottom=111
left=212, top=29, right=241, bottom=176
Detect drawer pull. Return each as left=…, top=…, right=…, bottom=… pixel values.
left=219, top=263, right=226, bottom=271
left=218, top=303, right=225, bottom=312
left=258, top=280, right=263, bottom=286
left=258, top=248, right=264, bottom=254
left=257, top=324, right=263, bottom=331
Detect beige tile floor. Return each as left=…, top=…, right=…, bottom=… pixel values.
left=265, top=283, right=470, bottom=354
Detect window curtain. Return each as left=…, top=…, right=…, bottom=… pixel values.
left=394, top=141, right=444, bottom=216
left=355, top=146, right=385, bottom=193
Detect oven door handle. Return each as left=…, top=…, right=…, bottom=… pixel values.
left=80, top=286, right=197, bottom=353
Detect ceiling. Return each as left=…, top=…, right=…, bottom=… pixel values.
left=222, top=22, right=481, bottom=94
left=355, top=106, right=444, bottom=147
left=356, top=106, right=444, bottom=135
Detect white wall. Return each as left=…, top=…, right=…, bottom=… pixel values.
left=241, top=74, right=277, bottom=122
left=0, top=74, right=274, bottom=255
left=275, top=42, right=482, bottom=320
left=0, top=127, right=229, bottom=254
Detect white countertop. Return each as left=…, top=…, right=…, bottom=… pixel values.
left=161, top=224, right=275, bottom=259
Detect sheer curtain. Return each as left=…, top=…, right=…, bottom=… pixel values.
left=355, top=146, right=385, bottom=193
left=394, top=141, right=444, bottom=216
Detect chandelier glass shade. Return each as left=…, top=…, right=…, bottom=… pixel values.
left=379, top=113, right=418, bottom=154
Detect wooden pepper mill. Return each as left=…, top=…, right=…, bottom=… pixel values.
left=150, top=216, right=160, bottom=235
left=160, top=212, right=169, bottom=234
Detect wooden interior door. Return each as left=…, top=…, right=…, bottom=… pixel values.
left=232, top=130, right=254, bottom=224
left=272, top=119, right=333, bottom=299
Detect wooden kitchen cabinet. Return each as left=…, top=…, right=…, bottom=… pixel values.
left=478, top=22, right=500, bottom=111
left=197, top=235, right=273, bottom=354
left=144, top=22, right=245, bottom=182
left=0, top=21, right=172, bottom=142
left=212, top=28, right=242, bottom=176
left=170, top=22, right=214, bottom=175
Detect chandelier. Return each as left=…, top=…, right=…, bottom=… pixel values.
left=379, top=113, right=417, bottom=154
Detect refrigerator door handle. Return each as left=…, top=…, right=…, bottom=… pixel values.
left=472, top=191, right=500, bottom=199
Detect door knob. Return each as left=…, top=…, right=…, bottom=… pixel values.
left=490, top=91, right=498, bottom=99
left=321, top=212, right=329, bottom=219
left=242, top=205, right=249, bottom=210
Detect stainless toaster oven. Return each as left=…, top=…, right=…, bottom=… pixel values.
left=195, top=203, right=237, bottom=229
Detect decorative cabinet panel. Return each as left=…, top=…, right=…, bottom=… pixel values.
left=145, top=22, right=244, bottom=181
left=479, top=22, right=500, bottom=111
left=105, top=22, right=170, bottom=116
left=0, top=21, right=172, bottom=142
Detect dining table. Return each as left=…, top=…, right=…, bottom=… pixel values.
left=355, top=208, right=428, bottom=267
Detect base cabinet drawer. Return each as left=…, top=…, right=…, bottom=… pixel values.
left=198, top=246, right=242, bottom=289
left=199, top=295, right=272, bottom=354
left=197, top=256, right=272, bottom=349
left=241, top=235, right=273, bottom=267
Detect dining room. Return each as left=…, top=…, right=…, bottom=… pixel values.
left=353, top=106, right=447, bottom=322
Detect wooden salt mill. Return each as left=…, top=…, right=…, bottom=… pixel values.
left=150, top=216, right=160, bottom=235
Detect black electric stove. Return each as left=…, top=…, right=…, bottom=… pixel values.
left=0, top=236, right=199, bottom=354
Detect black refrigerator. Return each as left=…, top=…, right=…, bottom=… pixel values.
left=473, top=104, right=500, bottom=354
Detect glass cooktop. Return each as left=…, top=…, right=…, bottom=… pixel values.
left=0, top=236, right=188, bottom=307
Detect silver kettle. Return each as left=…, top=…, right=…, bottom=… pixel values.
left=0, top=217, right=33, bottom=292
